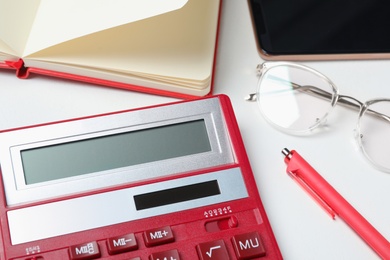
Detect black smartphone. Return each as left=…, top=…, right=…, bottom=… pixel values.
left=248, top=0, right=390, bottom=60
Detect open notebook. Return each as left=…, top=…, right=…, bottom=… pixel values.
left=0, top=0, right=221, bottom=98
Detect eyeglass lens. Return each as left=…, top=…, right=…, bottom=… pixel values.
left=258, top=64, right=337, bottom=134
left=358, top=100, right=390, bottom=171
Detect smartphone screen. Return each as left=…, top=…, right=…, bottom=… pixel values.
left=249, top=0, right=390, bottom=59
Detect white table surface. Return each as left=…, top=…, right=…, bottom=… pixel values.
left=1, top=1, right=390, bottom=259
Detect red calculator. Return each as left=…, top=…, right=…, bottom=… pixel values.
left=0, top=95, right=282, bottom=259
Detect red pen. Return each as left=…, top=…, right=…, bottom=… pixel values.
left=282, top=148, right=390, bottom=259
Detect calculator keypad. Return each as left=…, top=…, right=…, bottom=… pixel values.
left=64, top=209, right=274, bottom=259
left=68, top=229, right=267, bottom=259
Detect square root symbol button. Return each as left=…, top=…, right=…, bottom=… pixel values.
left=232, top=231, right=266, bottom=259
left=197, top=240, right=230, bottom=260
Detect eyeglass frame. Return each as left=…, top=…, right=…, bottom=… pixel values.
left=246, top=61, right=390, bottom=173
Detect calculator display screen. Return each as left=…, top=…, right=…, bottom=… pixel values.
left=21, top=120, right=211, bottom=185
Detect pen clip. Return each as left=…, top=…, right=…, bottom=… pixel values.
left=288, top=171, right=337, bottom=219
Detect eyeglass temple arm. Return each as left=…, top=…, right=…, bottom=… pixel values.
left=247, top=76, right=390, bottom=123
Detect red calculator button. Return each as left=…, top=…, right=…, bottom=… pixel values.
left=150, top=249, right=180, bottom=260
left=144, top=226, right=175, bottom=247
left=69, top=241, right=101, bottom=260
left=232, top=232, right=266, bottom=259
left=107, top=233, right=138, bottom=255
left=197, top=240, right=230, bottom=260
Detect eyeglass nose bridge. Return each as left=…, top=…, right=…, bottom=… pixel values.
left=336, top=94, right=364, bottom=112
left=335, top=95, right=390, bottom=132
left=332, top=94, right=364, bottom=137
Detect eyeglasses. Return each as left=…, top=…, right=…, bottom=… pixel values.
left=247, top=62, right=390, bottom=173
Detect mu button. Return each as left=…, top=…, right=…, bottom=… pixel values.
left=232, top=231, right=266, bottom=259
